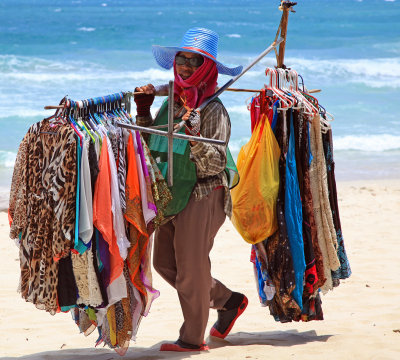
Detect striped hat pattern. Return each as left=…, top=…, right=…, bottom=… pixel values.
left=152, top=27, right=243, bottom=76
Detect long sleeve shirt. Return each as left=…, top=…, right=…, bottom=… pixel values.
left=136, top=100, right=233, bottom=217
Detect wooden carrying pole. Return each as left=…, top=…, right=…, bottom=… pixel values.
left=275, top=1, right=297, bottom=69
left=274, top=2, right=322, bottom=93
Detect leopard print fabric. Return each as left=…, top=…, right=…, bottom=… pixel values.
left=9, top=119, right=77, bottom=314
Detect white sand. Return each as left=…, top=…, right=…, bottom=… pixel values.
left=1, top=179, right=400, bottom=360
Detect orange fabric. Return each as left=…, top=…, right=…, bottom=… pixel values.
left=125, top=133, right=149, bottom=300
left=124, top=133, right=147, bottom=235
left=93, top=136, right=124, bottom=284
left=7, top=209, right=12, bottom=226
left=127, top=225, right=148, bottom=301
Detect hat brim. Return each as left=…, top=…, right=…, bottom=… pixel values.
left=152, top=45, right=243, bottom=77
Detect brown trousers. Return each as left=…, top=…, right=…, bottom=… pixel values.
left=153, top=188, right=232, bottom=345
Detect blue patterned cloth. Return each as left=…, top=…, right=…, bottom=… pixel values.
left=284, top=110, right=306, bottom=309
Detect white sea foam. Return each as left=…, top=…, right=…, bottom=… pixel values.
left=0, top=109, right=48, bottom=118
left=230, top=134, right=400, bottom=154
left=0, top=151, right=16, bottom=168
left=1, top=67, right=172, bottom=83
left=0, top=54, right=85, bottom=73
left=291, top=57, right=400, bottom=78
left=0, top=55, right=171, bottom=81
left=2, top=54, right=399, bottom=88
left=283, top=57, right=400, bottom=88
left=230, top=56, right=400, bottom=89
left=227, top=34, right=241, bottom=38
left=77, top=27, right=96, bottom=32
left=333, top=134, right=400, bottom=152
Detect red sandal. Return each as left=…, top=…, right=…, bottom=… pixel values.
left=160, top=339, right=209, bottom=352
left=210, top=294, right=248, bottom=339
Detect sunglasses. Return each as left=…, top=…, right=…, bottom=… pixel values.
left=175, top=54, right=204, bottom=67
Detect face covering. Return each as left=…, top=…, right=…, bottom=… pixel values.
left=173, top=56, right=218, bottom=109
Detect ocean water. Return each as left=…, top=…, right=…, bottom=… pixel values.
left=1, top=0, right=400, bottom=204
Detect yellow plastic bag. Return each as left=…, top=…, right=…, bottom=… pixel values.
left=231, top=114, right=281, bottom=244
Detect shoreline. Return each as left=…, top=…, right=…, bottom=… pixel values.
left=2, top=177, right=400, bottom=212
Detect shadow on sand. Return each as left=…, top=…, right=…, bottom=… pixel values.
left=208, top=329, right=333, bottom=349
left=0, top=329, right=333, bottom=360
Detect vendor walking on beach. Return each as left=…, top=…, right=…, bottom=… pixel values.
left=134, top=27, right=248, bottom=352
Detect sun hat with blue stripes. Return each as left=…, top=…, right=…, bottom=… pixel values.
left=152, top=27, right=243, bottom=76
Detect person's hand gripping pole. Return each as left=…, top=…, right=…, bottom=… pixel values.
left=182, top=108, right=201, bottom=136
left=133, top=84, right=156, bottom=117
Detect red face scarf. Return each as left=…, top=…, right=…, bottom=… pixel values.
left=173, top=56, right=218, bottom=109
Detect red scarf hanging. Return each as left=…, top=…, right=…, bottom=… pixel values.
left=173, top=56, right=218, bottom=109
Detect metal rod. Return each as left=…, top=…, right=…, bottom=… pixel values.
left=45, top=84, right=324, bottom=111
left=220, top=88, right=320, bottom=94
left=44, top=86, right=322, bottom=111
left=115, top=122, right=225, bottom=145
left=44, top=88, right=258, bottom=109
left=167, top=80, right=174, bottom=187
left=149, top=124, right=169, bottom=129
left=136, top=87, right=261, bottom=96
left=126, top=87, right=262, bottom=97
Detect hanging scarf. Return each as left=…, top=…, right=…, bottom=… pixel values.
left=173, top=56, right=218, bottom=109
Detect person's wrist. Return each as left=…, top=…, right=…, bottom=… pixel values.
left=134, top=92, right=154, bottom=116
left=136, top=104, right=152, bottom=117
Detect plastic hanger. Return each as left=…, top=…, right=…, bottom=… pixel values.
left=265, top=68, right=291, bottom=110
left=277, top=68, right=298, bottom=108
left=288, top=70, right=318, bottom=116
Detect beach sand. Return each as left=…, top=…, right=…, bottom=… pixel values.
left=1, top=179, right=400, bottom=360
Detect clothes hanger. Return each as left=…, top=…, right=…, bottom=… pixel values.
left=285, top=69, right=306, bottom=111
left=288, top=70, right=318, bottom=116
left=275, top=68, right=299, bottom=110
left=265, top=68, right=291, bottom=110
left=318, top=103, right=334, bottom=123
left=118, top=109, right=130, bottom=124
left=271, top=69, right=291, bottom=109
left=246, top=95, right=259, bottom=110
left=120, top=108, right=134, bottom=123
left=289, top=73, right=331, bottom=131
left=85, top=99, right=104, bottom=136
left=277, top=68, right=298, bottom=109
left=68, top=108, right=83, bottom=140
left=46, top=96, right=68, bottom=124
left=76, top=105, right=96, bottom=144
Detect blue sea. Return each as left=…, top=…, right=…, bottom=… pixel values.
left=1, top=0, right=400, bottom=206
